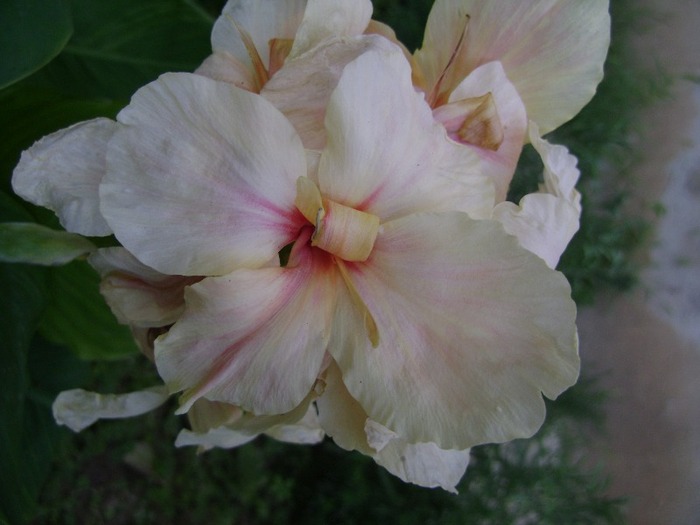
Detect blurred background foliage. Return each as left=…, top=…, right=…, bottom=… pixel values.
left=0, top=0, right=668, bottom=523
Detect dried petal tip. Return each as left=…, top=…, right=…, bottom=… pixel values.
left=455, top=92, right=504, bottom=151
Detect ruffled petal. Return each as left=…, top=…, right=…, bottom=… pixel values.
left=318, top=46, right=493, bottom=222
left=492, top=122, right=581, bottom=268
left=175, top=425, right=257, bottom=450
left=316, top=359, right=375, bottom=456
left=493, top=196, right=579, bottom=270
left=262, top=35, right=389, bottom=150
left=434, top=61, right=527, bottom=202
left=210, top=0, right=307, bottom=71
left=53, top=386, right=169, bottom=432
left=187, top=398, right=243, bottom=432
left=12, top=118, right=116, bottom=236
left=415, top=0, right=610, bottom=133
left=289, top=0, right=372, bottom=58
left=101, top=73, right=306, bottom=276
left=529, top=122, right=581, bottom=205
left=264, top=404, right=325, bottom=444
left=89, top=247, right=199, bottom=328
left=329, top=212, right=579, bottom=450
left=317, top=361, right=470, bottom=491
left=155, top=241, right=337, bottom=415
left=370, top=423, right=471, bottom=493
left=176, top=394, right=323, bottom=450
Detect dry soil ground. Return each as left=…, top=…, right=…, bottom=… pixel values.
left=578, top=0, right=700, bottom=523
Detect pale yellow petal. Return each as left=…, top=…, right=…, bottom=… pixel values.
left=102, top=73, right=306, bottom=276
left=317, top=361, right=471, bottom=491
left=155, top=243, right=336, bottom=416
left=329, top=213, right=579, bottom=450
left=176, top=391, right=323, bottom=450
left=369, top=421, right=471, bottom=493
left=263, top=35, right=388, bottom=150
left=210, top=0, right=307, bottom=71
left=415, top=0, right=611, bottom=133
left=195, top=51, right=257, bottom=91
left=53, top=386, right=169, bottom=432
left=435, top=61, right=528, bottom=202
left=493, top=122, right=581, bottom=269
left=318, top=45, right=493, bottom=222
left=12, top=118, right=116, bottom=236
left=89, top=247, right=198, bottom=328
left=289, top=0, right=372, bottom=58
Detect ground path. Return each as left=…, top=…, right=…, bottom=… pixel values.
left=578, top=0, right=700, bottom=523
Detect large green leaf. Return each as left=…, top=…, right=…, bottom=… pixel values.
left=0, top=222, right=96, bottom=266
left=35, top=0, right=214, bottom=99
left=0, top=0, right=73, bottom=89
left=40, top=260, right=140, bottom=360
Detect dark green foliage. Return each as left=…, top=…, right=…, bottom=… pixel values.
left=39, top=260, right=141, bottom=360
left=28, top=0, right=213, bottom=100
left=372, top=0, right=434, bottom=50
left=31, top=361, right=624, bottom=525
left=0, top=0, right=72, bottom=89
left=0, top=194, right=91, bottom=525
left=0, top=1, right=215, bottom=522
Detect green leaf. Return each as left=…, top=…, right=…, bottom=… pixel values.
left=34, top=0, right=214, bottom=99
left=40, top=260, right=140, bottom=360
left=0, top=222, right=96, bottom=266
left=0, top=0, right=73, bottom=89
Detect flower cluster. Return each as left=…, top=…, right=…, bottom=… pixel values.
left=12, top=0, right=610, bottom=491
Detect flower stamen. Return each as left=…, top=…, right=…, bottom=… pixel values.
left=295, top=177, right=379, bottom=262
left=427, top=14, right=470, bottom=108
left=227, top=16, right=270, bottom=91
left=268, top=38, right=294, bottom=76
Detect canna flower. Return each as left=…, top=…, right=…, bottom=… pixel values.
left=196, top=0, right=372, bottom=93
left=411, top=0, right=610, bottom=200
left=97, top=44, right=578, bottom=465
left=9, top=0, right=600, bottom=490
left=413, top=0, right=611, bottom=135
left=197, top=0, right=407, bottom=150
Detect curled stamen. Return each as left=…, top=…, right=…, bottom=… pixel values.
left=295, top=177, right=380, bottom=262
left=227, top=15, right=270, bottom=91
left=268, top=38, right=294, bottom=76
